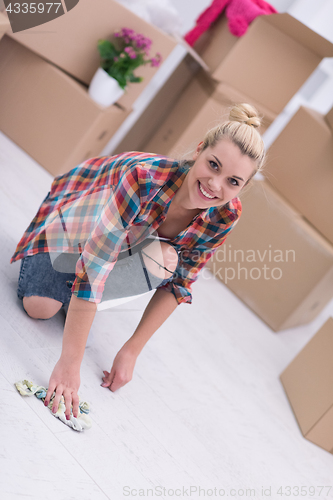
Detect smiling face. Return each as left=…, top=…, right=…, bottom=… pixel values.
left=182, top=138, right=257, bottom=210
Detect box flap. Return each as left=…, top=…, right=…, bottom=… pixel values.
left=174, top=35, right=210, bottom=72
left=280, top=317, right=333, bottom=435
left=192, top=14, right=239, bottom=74
left=265, top=105, right=333, bottom=245
left=305, top=404, right=333, bottom=453
left=264, top=13, right=333, bottom=58
left=0, top=11, right=10, bottom=32
left=291, top=105, right=332, bottom=130
left=212, top=13, right=333, bottom=115
left=325, top=107, right=333, bottom=130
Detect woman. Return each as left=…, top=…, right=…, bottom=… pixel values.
left=10, top=103, right=266, bottom=420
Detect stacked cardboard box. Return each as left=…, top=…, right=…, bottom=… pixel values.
left=280, top=317, right=333, bottom=453
left=117, top=13, right=333, bottom=157
left=207, top=103, right=333, bottom=331
left=0, top=0, right=177, bottom=176
left=207, top=180, right=333, bottom=331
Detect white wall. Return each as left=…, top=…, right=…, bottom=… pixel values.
left=168, top=0, right=211, bottom=34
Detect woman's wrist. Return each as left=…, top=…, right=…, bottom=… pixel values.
left=58, top=352, right=82, bottom=370
left=123, top=337, right=142, bottom=358
left=59, top=294, right=97, bottom=365
left=126, top=289, right=178, bottom=357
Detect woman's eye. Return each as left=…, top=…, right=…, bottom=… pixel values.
left=209, top=161, right=219, bottom=170
left=229, top=178, right=239, bottom=187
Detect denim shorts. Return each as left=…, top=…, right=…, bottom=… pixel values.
left=17, top=238, right=179, bottom=307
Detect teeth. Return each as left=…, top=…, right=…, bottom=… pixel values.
left=199, top=182, right=215, bottom=199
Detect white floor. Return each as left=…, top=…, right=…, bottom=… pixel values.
left=1, top=130, right=333, bottom=500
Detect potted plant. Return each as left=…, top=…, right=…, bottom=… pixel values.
left=89, top=27, right=162, bottom=107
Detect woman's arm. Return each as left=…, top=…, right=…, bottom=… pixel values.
left=44, top=294, right=97, bottom=418
left=101, top=288, right=178, bottom=391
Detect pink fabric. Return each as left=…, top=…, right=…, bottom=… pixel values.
left=184, top=0, right=278, bottom=46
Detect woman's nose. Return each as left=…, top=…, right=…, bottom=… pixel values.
left=208, top=179, right=223, bottom=197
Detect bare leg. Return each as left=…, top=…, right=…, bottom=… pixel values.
left=142, top=241, right=178, bottom=279
left=23, top=296, right=63, bottom=320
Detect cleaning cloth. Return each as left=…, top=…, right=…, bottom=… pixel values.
left=15, top=380, right=91, bottom=432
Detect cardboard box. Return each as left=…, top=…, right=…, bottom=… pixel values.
left=0, top=11, right=10, bottom=39
left=4, top=0, right=177, bottom=110
left=0, top=35, right=130, bottom=176
left=264, top=106, right=333, bottom=246
left=141, top=69, right=275, bottom=158
left=280, top=317, right=333, bottom=453
left=206, top=180, right=333, bottom=332
left=192, top=13, right=333, bottom=116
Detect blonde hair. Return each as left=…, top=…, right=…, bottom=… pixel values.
left=202, top=103, right=266, bottom=182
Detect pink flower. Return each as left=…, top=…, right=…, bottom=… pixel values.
left=121, top=28, right=135, bottom=39
left=134, top=36, right=144, bottom=49
left=124, top=46, right=137, bottom=59
left=151, top=53, right=162, bottom=67
left=134, top=34, right=152, bottom=50
left=107, top=27, right=162, bottom=84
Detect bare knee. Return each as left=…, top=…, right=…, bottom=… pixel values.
left=23, top=296, right=63, bottom=320
left=142, top=241, right=178, bottom=279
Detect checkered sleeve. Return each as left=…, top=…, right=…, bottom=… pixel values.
left=71, top=164, right=143, bottom=303
left=157, top=209, right=242, bottom=305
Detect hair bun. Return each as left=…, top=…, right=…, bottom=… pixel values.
left=229, top=103, right=261, bottom=128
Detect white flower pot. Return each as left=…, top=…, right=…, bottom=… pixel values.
left=88, top=67, right=125, bottom=107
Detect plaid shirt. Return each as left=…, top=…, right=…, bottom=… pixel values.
left=11, top=152, right=242, bottom=304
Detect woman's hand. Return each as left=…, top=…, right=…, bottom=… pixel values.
left=44, top=358, right=81, bottom=419
left=101, top=342, right=138, bottom=392
left=43, top=294, right=96, bottom=418
left=101, top=290, right=178, bottom=393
